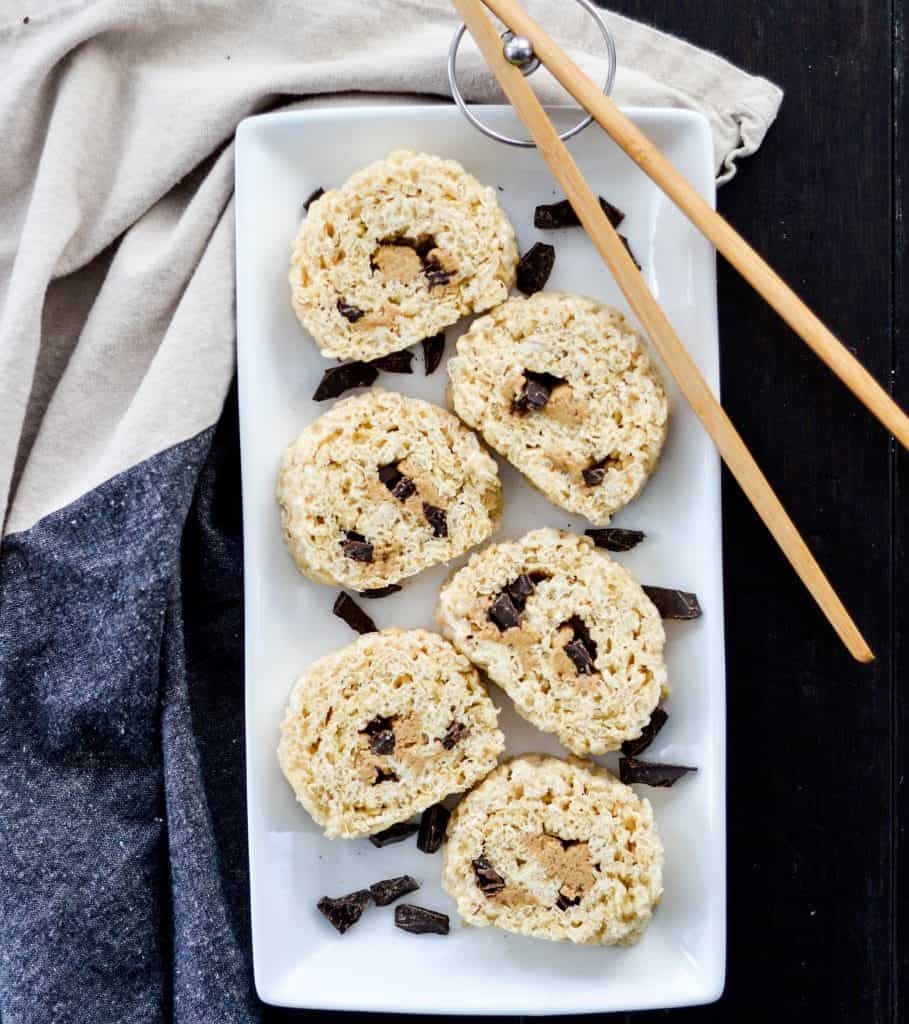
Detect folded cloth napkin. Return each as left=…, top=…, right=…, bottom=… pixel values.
left=0, top=2, right=780, bottom=1021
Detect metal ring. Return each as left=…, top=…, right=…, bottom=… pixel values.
left=447, top=0, right=617, bottom=149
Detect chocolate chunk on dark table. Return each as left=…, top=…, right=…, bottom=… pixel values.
left=619, top=756, right=696, bottom=788
left=332, top=592, right=377, bottom=635
left=585, top=527, right=646, bottom=552
left=369, top=875, right=420, bottom=906
left=642, top=586, right=702, bottom=619
left=421, top=332, right=446, bottom=374
left=368, top=822, right=419, bottom=848
left=313, top=361, right=378, bottom=401
left=394, top=904, right=450, bottom=935
left=317, top=889, right=371, bottom=934
left=621, top=707, right=669, bottom=757
left=516, top=242, right=555, bottom=295
left=417, top=803, right=450, bottom=853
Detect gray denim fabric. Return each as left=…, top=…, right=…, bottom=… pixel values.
left=0, top=390, right=262, bottom=1024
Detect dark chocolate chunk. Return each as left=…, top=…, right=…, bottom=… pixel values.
left=562, top=614, right=598, bottom=675
left=361, top=715, right=395, bottom=755
left=585, top=528, right=646, bottom=552
left=394, top=904, right=450, bottom=935
left=441, top=721, right=468, bottom=750
left=619, top=756, right=696, bottom=788
left=423, top=259, right=452, bottom=288
left=358, top=584, right=402, bottom=599
left=313, top=361, right=379, bottom=401
left=371, top=350, right=414, bottom=374
left=337, top=299, right=365, bottom=322
left=340, top=531, right=374, bottom=563
left=302, top=186, right=325, bottom=213
left=516, top=242, right=555, bottom=296
left=421, top=333, right=446, bottom=375
left=368, top=822, right=419, bottom=848
left=488, top=591, right=521, bottom=632
left=555, top=892, right=582, bottom=911
left=565, top=638, right=596, bottom=675
left=378, top=462, right=415, bottom=501
left=332, top=592, right=377, bottom=635
left=370, top=875, right=420, bottom=906
left=505, top=573, right=536, bottom=611
left=413, top=236, right=436, bottom=260
left=417, top=802, right=451, bottom=853
left=317, top=890, right=371, bottom=934
left=621, top=707, right=669, bottom=757
left=472, top=856, right=506, bottom=896
left=374, top=767, right=399, bottom=784
left=619, top=234, right=641, bottom=270
left=512, top=369, right=565, bottom=413
left=642, top=586, right=702, bottom=620
left=582, top=460, right=607, bottom=487
left=533, top=196, right=626, bottom=230
left=422, top=502, right=448, bottom=538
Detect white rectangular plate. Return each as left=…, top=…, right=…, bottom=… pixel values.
left=236, top=104, right=725, bottom=1015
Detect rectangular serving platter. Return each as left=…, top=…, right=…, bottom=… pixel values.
left=236, top=104, right=726, bottom=1014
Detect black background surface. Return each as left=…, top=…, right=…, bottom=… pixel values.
left=267, top=2, right=907, bottom=1019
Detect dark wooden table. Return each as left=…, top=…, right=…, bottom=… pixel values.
left=269, top=2, right=906, bottom=1019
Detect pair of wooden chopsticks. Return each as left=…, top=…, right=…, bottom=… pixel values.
left=451, top=0, right=905, bottom=662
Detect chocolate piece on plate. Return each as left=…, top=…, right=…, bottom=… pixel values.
left=417, top=802, right=451, bottom=853
left=371, top=350, right=414, bottom=374
left=516, top=242, right=555, bottom=295
left=619, top=756, right=696, bottom=788
left=317, top=889, right=371, bottom=934
left=619, top=234, right=641, bottom=270
left=302, top=186, right=325, bottom=213
left=358, top=584, right=402, bottom=599
left=642, top=586, right=702, bottom=620
left=533, top=195, right=625, bottom=229
left=332, top=592, right=377, bottom=635
left=421, top=333, right=446, bottom=375
left=368, top=822, right=419, bottom=848
left=584, top=527, right=646, bottom=552
left=370, top=875, right=420, bottom=906
left=394, top=904, right=450, bottom=935
left=313, top=361, right=378, bottom=401
left=621, top=707, right=669, bottom=758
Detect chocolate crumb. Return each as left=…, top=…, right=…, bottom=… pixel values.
left=337, top=299, right=365, bottom=322
left=642, top=586, right=702, bottom=620
left=421, top=333, right=446, bottom=375
left=302, top=186, right=325, bottom=213
left=332, top=592, right=377, bottom=635
left=370, top=875, right=420, bottom=906
left=516, top=242, right=555, bottom=295
left=371, top=350, right=414, bottom=374
left=619, top=756, right=696, bottom=788
left=562, top=614, right=598, bottom=675
left=441, top=720, right=468, bottom=750
left=359, top=584, right=402, bottom=599
left=361, top=715, right=395, bottom=755
left=585, top=528, right=645, bottom=552
left=619, top=234, right=641, bottom=270
left=369, top=822, right=419, bottom=848
left=317, top=890, right=371, bottom=934
left=472, top=856, right=506, bottom=896
left=340, top=531, right=374, bottom=563
left=488, top=591, right=521, bottom=632
left=533, top=195, right=626, bottom=230
left=313, top=361, right=378, bottom=401
left=422, top=502, right=448, bottom=538
left=556, top=892, right=582, bottom=911
left=394, top=904, right=450, bottom=935
left=417, top=803, right=451, bottom=853
left=621, top=707, right=669, bottom=757
left=512, top=370, right=565, bottom=413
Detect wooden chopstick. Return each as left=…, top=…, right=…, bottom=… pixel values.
left=480, top=0, right=909, bottom=451
left=451, top=0, right=874, bottom=662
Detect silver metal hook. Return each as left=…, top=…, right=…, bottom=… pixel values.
left=447, top=0, right=617, bottom=148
